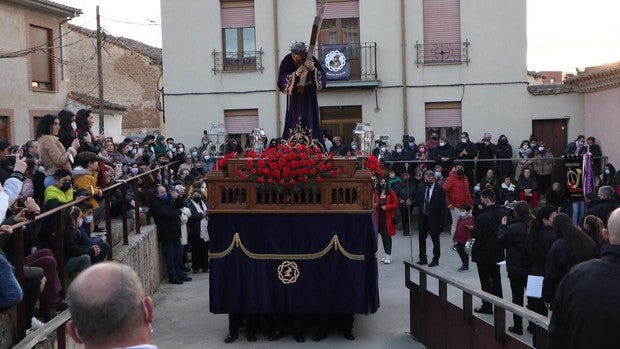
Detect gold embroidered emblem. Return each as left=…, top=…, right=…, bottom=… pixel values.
left=277, top=261, right=300, bottom=284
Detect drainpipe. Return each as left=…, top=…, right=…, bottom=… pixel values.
left=273, top=0, right=281, bottom=135
left=58, top=17, right=72, bottom=81
left=400, top=0, right=408, bottom=135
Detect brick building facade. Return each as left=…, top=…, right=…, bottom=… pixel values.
left=65, top=24, right=163, bottom=136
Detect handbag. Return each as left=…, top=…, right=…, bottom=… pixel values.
left=464, top=238, right=475, bottom=255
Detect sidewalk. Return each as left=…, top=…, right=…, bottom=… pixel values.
left=151, top=229, right=530, bottom=348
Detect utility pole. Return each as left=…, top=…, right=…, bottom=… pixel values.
left=96, top=5, right=105, bottom=133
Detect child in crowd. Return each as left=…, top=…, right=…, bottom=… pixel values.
left=452, top=203, right=474, bottom=272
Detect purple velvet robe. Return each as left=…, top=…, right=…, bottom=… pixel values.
left=278, top=53, right=326, bottom=141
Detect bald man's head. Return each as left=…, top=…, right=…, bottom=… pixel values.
left=607, top=208, right=620, bottom=245
left=67, top=262, right=151, bottom=348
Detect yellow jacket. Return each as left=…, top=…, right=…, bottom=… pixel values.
left=72, top=167, right=101, bottom=209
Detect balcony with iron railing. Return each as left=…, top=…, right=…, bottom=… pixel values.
left=320, top=41, right=379, bottom=89
left=415, top=39, right=470, bottom=67
left=212, top=49, right=264, bottom=73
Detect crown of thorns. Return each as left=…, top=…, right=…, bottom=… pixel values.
left=290, top=42, right=307, bottom=54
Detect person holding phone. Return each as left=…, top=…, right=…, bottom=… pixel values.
left=36, top=115, right=79, bottom=187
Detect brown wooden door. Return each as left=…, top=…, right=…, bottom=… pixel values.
left=532, top=119, right=567, bottom=183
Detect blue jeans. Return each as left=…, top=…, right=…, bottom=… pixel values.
left=162, top=239, right=184, bottom=280
left=0, top=254, right=23, bottom=308
left=572, top=201, right=584, bottom=225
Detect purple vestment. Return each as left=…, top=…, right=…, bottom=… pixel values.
left=278, top=53, right=326, bottom=141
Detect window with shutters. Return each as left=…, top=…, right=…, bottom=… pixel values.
left=224, top=109, right=259, bottom=146
left=219, top=0, right=259, bottom=71
left=416, top=0, right=469, bottom=66
left=29, top=25, right=54, bottom=90
left=425, top=102, right=461, bottom=146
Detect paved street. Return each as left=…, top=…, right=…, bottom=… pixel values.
left=152, top=227, right=534, bottom=348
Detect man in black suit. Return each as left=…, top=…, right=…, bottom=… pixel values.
left=471, top=189, right=506, bottom=314
left=414, top=170, right=446, bottom=266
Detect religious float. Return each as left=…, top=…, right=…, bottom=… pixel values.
left=206, top=124, right=380, bottom=315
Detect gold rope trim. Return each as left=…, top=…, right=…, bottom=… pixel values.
left=209, top=233, right=365, bottom=261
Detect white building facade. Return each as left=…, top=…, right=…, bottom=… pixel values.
left=161, top=0, right=584, bottom=152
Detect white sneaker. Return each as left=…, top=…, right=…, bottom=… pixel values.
left=380, top=256, right=387, bottom=263
left=384, top=255, right=392, bottom=264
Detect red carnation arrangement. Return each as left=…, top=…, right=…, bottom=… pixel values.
left=236, top=143, right=342, bottom=192
left=364, top=155, right=384, bottom=177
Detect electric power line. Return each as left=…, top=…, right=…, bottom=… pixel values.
left=101, top=16, right=161, bottom=26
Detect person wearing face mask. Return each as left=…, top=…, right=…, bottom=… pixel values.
left=63, top=206, right=97, bottom=274
left=565, top=135, right=585, bottom=156
left=476, top=133, right=496, bottom=183
left=452, top=203, right=474, bottom=272
left=72, top=152, right=107, bottom=233
left=515, top=140, right=534, bottom=180
left=75, top=201, right=110, bottom=264
left=186, top=189, right=209, bottom=273
left=413, top=143, right=429, bottom=183
left=443, top=162, right=473, bottom=236
left=374, top=177, right=398, bottom=265
left=455, top=132, right=477, bottom=186
left=471, top=189, right=506, bottom=314
left=426, top=130, right=440, bottom=151
left=494, top=134, right=514, bottom=182
left=585, top=136, right=603, bottom=178
left=44, top=169, right=75, bottom=209
left=150, top=185, right=192, bottom=285
left=389, top=143, right=408, bottom=176
left=413, top=170, right=447, bottom=267
left=57, top=110, right=77, bottom=150
left=430, top=136, right=454, bottom=178
left=532, top=141, right=554, bottom=196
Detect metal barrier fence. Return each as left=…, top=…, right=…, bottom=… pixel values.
left=9, top=162, right=177, bottom=346
left=405, top=261, right=550, bottom=349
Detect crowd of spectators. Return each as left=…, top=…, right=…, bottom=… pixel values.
left=357, top=129, right=619, bottom=343
left=0, top=109, right=213, bottom=334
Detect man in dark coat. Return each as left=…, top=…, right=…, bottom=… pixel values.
left=278, top=42, right=326, bottom=141
left=586, top=185, right=619, bottom=227
left=150, top=185, right=191, bottom=284
left=455, top=132, right=478, bottom=187
left=549, top=208, right=620, bottom=349
left=471, top=188, right=506, bottom=314
left=475, top=134, right=496, bottom=182
left=413, top=170, right=446, bottom=266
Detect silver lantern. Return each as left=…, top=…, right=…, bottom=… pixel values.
left=249, top=128, right=267, bottom=153
left=353, top=122, right=374, bottom=157
left=208, top=123, right=228, bottom=156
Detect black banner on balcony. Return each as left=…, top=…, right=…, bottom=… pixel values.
left=565, top=154, right=584, bottom=200
left=208, top=213, right=379, bottom=314
left=320, top=44, right=351, bottom=81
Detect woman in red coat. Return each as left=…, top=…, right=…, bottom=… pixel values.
left=374, top=177, right=399, bottom=264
